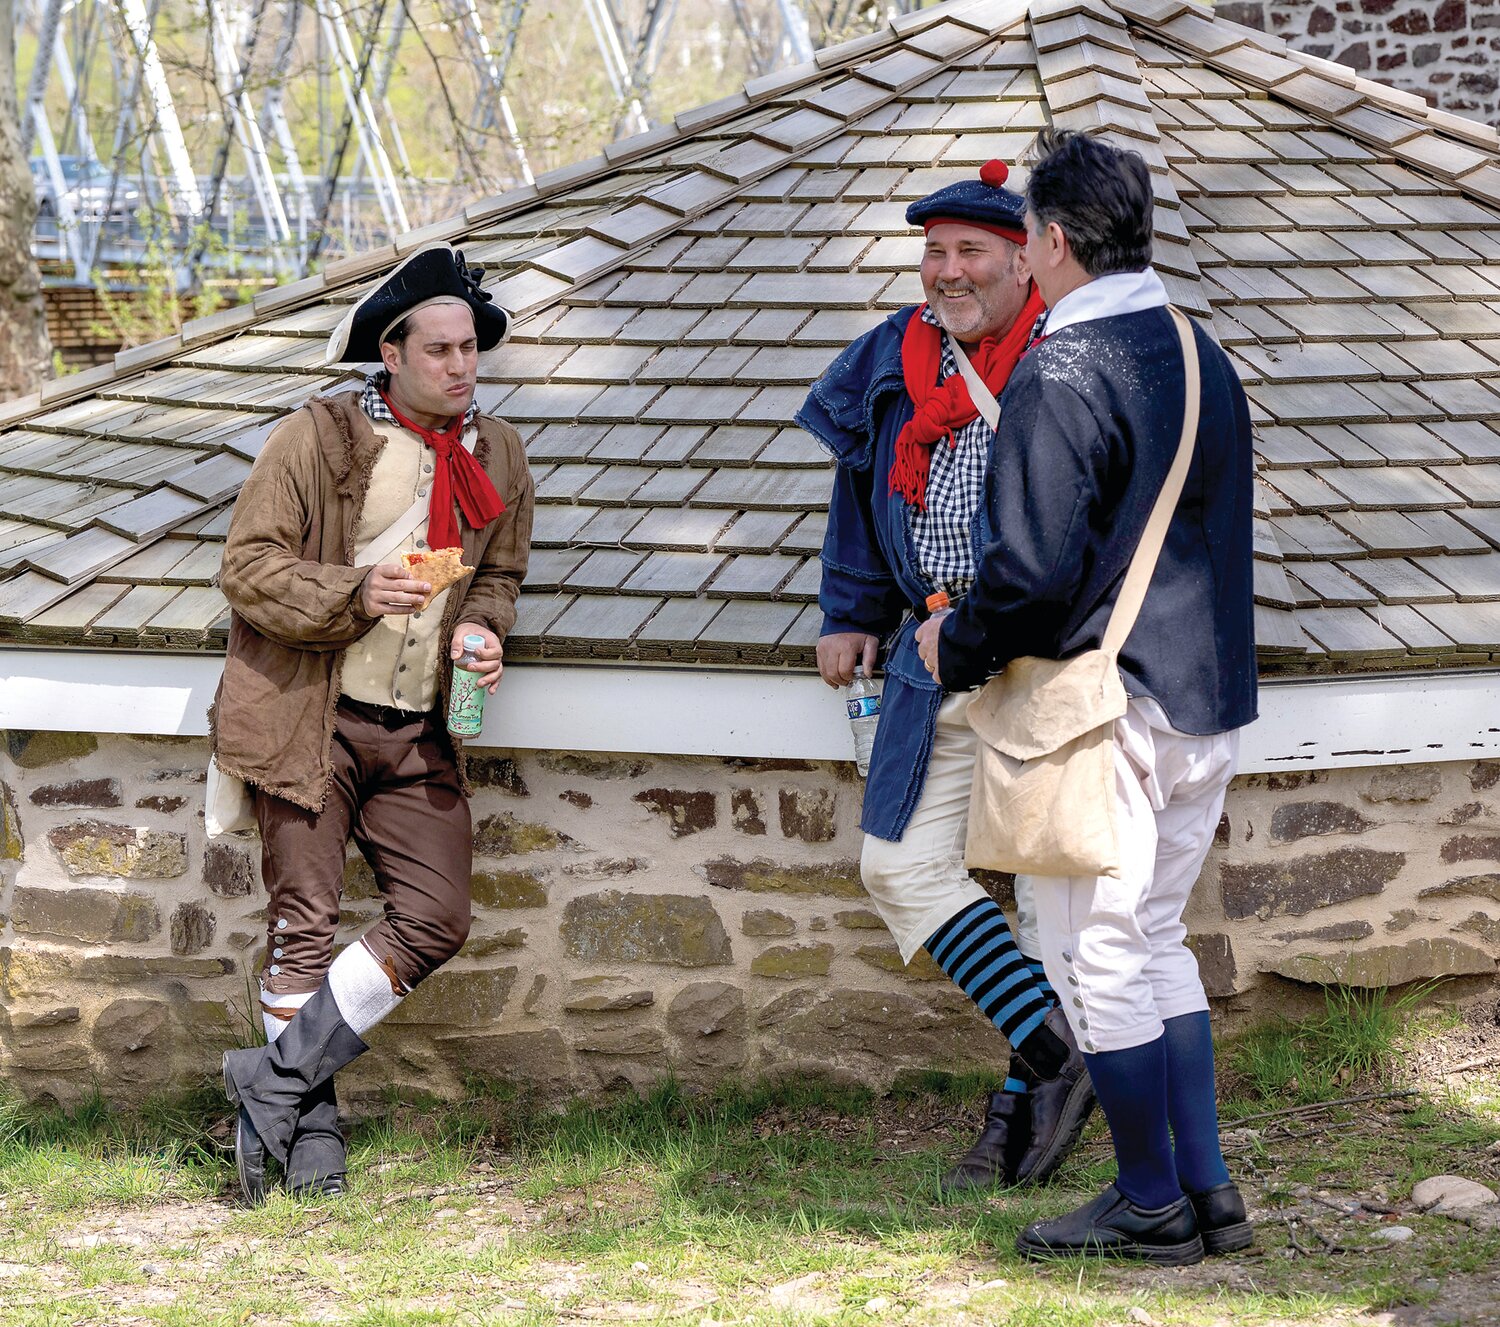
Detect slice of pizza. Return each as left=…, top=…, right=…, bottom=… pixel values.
left=400, top=546, right=474, bottom=611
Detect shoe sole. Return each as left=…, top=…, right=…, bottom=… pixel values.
left=1016, top=1076, right=1098, bottom=1186
left=288, top=1176, right=346, bottom=1199
left=1017, top=1233, right=1205, bottom=1267
left=1202, top=1221, right=1254, bottom=1254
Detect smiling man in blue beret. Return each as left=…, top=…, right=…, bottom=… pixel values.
left=796, top=162, right=1096, bottom=1196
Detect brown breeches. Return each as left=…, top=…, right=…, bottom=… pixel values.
left=253, top=697, right=472, bottom=995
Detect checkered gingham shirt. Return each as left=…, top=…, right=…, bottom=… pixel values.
left=360, top=370, right=480, bottom=430
left=908, top=307, right=992, bottom=601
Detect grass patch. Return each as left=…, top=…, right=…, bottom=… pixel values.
left=0, top=995, right=1495, bottom=1327
left=1225, top=982, right=1438, bottom=1106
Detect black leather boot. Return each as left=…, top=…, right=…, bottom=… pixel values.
left=1017, top=1183, right=1205, bottom=1265
left=286, top=1079, right=347, bottom=1198
left=1013, top=1008, right=1097, bottom=1185
left=1190, top=1181, right=1253, bottom=1253
left=223, top=983, right=367, bottom=1205
left=940, top=1089, right=1030, bottom=1196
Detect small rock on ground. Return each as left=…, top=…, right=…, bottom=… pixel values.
left=1411, top=1176, right=1498, bottom=1215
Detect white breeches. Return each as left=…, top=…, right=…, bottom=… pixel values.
left=1026, top=699, right=1238, bottom=1054
left=860, top=693, right=1039, bottom=963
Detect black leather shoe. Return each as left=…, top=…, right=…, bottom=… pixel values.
left=1014, top=1009, right=1096, bottom=1186
left=1190, top=1181, right=1253, bottom=1254
left=1017, top=1183, right=1205, bottom=1265
left=940, top=1090, right=1029, bottom=1196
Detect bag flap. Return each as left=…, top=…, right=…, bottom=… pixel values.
left=965, top=651, right=1129, bottom=760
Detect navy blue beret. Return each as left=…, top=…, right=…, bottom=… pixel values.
left=905, top=159, right=1028, bottom=240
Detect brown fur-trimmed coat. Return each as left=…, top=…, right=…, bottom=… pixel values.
left=211, top=390, right=534, bottom=812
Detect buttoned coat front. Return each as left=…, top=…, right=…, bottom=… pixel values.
left=797, top=305, right=962, bottom=842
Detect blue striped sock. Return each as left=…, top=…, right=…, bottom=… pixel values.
left=926, top=900, right=1053, bottom=1055
left=1025, top=958, right=1057, bottom=1004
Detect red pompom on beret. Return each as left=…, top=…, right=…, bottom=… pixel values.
left=978, top=159, right=1009, bottom=188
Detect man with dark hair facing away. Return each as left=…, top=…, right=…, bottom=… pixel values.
left=213, top=243, right=534, bottom=1202
left=917, top=129, right=1257, bottom=1265
left=797, top=160, right=1097, bottom=1197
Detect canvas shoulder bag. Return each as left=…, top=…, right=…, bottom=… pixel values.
left=205, top=426, right=476, bottom=837
left=956, top=307, right=1201, bottom=879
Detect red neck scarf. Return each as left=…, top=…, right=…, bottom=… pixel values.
left=378, top=389, right=505, bottom=550
left=889, top=283, right=1048, bottom=510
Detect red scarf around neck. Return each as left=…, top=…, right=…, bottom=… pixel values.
left=378, top=389, right=505, bottom=550
left=889, top=283, right=1048, bottom=510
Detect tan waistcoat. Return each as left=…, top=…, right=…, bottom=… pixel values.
left=339, top=421, right=464, bottom=711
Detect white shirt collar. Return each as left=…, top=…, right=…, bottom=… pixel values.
left=1038, top=267, right=1169, bottom=339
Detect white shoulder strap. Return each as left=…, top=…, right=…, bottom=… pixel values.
left=353, top=424, right=478, bottom=568
left=945, top=331, right=1001, bottom=432
left=1100, top=307, right=1201, bottom=655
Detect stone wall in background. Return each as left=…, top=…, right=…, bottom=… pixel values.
left=1, top=728, right=1496, bottom=1108
left=1216, top=0, right=1500, bottom=124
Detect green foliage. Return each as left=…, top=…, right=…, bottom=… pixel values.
left=1227, top=981, right=1439, bottom=1105
left=85, top=209, right=254, bottom=349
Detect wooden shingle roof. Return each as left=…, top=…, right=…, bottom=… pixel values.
left=4, top=0, right=1500, bottom=672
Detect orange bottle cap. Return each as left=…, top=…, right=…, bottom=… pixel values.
left=925, top=591, right=949, bottom=612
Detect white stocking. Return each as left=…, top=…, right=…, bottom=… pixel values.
left=261, top=988, right=312, bottom=1043
left=326, top=940, right=405, bottom=1037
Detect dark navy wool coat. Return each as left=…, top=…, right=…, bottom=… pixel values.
left=936, top=306, right=1259, bottom=736
left=797, top=306, right=971, bottom=842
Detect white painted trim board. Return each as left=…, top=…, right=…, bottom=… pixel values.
left=2, top=648, right=1495, bottom=773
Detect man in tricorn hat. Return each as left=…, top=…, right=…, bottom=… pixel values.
left=214, top=242, right=534, bottom=1202
left=795, top=162, right=1095, bottom=1195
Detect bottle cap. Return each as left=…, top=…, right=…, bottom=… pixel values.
left=925, top=591, right=950, bottom=612
left=462, top=633, right=486, bottom=649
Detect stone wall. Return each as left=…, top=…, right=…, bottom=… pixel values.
left=1, top=728, right=1496, bottom=1109
left=1216, top=0, right=1500, bottom=123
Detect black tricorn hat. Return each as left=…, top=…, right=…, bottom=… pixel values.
left=324, top=242, right=511, bottom=365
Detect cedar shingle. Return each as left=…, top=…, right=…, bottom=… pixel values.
left=632, top=595, right=723, bottom=649
left=705, top=553, right=800, bottom=599
left=565, top=550, right=648, bottom=592
left=716, top=510, right=800, bottom=552
left=624, top=507, right=728, bottom=551
left=1295, top=606, right=1406, bottom=657
left=622, top=551, right=726, bottom=596
left=1419, top=552, right=1500, bottom=604
left=1320, top=466, right=1462, bottom=511
left=547, top=594, right=661, bottom=646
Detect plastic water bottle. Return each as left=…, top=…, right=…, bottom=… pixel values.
left=846, top=665, right=881, bottom=778
left=447, top=633, right=487, bottom=737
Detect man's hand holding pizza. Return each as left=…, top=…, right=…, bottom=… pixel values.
left=360, top=564, right=431, bottom=617
left=360, top=546, right=474, bottom=618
